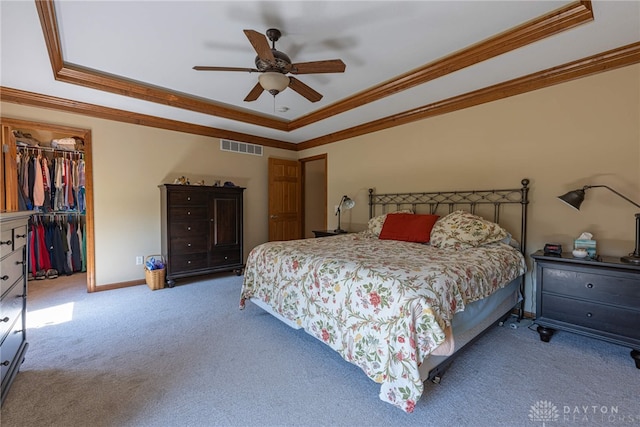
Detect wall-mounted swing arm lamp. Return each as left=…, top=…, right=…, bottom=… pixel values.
left=558, top=185, right=640, bottom=265
left=335, top=195, right=355, bottom=233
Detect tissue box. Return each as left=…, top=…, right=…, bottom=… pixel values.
left=574, top=239, right=596, bottom=257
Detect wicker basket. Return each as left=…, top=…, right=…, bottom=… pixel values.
left=144, top=255, right=166, bottom=291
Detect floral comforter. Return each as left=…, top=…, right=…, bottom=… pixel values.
left=240, top=232, right=525, bottom=412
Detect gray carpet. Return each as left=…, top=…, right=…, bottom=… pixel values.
left=1, top=273, right=637, bottom=427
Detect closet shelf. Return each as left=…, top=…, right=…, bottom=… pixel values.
left=17, top=145, right=84, bottom=156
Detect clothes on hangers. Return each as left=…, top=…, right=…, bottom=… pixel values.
left=27, top=214, right=85, bottom=279
left=16, top=146, right=85, bottom=213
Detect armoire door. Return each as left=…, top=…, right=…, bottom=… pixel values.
left=210, top=189, right=243, bottom=268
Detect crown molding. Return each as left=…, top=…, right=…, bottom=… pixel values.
left=3, top=41, right=638, bottom=152
left=0, top=86, right=296, bottom=150
left=296, top=41, right=640, bottom=150
left=32, top=0, right=594, bottom=135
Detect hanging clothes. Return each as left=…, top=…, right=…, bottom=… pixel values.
left=17, top=143, right=86, bottom=279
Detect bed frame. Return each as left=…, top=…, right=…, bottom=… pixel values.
left=368, top=178, right=530, bottom=313
left=368, top=178, right=530, bottom=382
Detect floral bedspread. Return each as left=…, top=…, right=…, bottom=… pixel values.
left=240, top=232, right=525, bottom=412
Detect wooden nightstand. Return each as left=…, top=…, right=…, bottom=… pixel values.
left=531, top=250, right=640, bottom=368
left=312, top=230, right=348, bottom=238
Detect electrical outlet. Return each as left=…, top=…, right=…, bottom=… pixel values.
left=136, top=256, right=143, bottom=265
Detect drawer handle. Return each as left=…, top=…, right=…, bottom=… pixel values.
left=224, top=256, right=228, bottom=260
left=15, top=234, right=26, bottom=239
left=0, top=239, right=12, bottom=246
left=187, top=243, right=191, bottom=247
left=187, top=260, right=191, bottom=264
left=0, top=317, right=9, bottom=323
left=1, top=361, right=9, bottom=366
left=187, top=197, right=191, bottom=201
left=1, top=275, right=8, bottom=281
left=187, top=211, right=191, bottom=215
left=586, top=312, right=593, bottom=318
left=187, top=227, right=191, bottom=231
left=586, top=283, right=594, bottom=289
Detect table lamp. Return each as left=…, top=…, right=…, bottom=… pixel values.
left=558, top=185, right=640, bottom=265
left=335, top=195, right=355, bottom=233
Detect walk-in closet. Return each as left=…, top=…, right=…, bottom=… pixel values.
left=1, top=118, right=95, bottom=291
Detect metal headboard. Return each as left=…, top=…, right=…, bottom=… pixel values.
left=368, top=178, right=530, bottom=318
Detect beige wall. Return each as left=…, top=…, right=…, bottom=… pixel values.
left=0, top=103, right=297, bottom=286
left=300, top=64, right=640, bottom=312
left=2, top=63, right=638, bottom=312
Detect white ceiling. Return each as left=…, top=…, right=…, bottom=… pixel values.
left=1, top=1, right=639, bottom=145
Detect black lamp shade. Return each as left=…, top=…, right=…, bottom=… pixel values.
left=558, top=189, right=585, bottom=210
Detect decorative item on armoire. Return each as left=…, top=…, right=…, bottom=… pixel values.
left=334, top=195, right=355, bottom=233
left=558, top=184, right=640, bottom=265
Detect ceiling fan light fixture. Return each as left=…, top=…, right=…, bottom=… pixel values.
left=259, top=72, right=289, bottom=96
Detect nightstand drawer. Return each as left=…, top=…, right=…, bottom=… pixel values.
left=542, top=294, right=640, bottom=340
left=540, top=267, right=640, bottom=307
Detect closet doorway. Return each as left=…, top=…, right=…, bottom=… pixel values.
left=1, top=118, right=95, bottom=292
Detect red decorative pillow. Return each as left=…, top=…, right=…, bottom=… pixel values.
left=379, top=213, right=440, bottom=243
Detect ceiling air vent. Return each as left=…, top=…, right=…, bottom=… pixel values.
left=220, top=139, right=263, bottom=156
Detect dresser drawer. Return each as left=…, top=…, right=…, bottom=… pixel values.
left=169, top=253, right=209, bottom=273
left=169, top=235, right=208, bottom=254
left=0, top=228, right=13, bottom=258
left=0, top=314, right=25, bottom=385
left=0, top=283, right=25, bottom=341
left=541, top=294, right=640, bottom=340
left=167, top=191, right=208, bottom=206
left=212, top=248, right=241, bottom=266
left=540, top=267, right=640, bottom=307
left=168, top=221, right=209, bottom=237
left=11, top=224, right=28, bottom=251
left=1, top=250, right=25, bottom=298
left=169, top=207, right=208, bottom=222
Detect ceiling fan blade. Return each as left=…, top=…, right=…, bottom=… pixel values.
left=244, top=82, right=264, bottom=102
left=288, top=77, right=322, bottom=102
left=290, top=59, right=346, bottom=75
left=193, top=66, right=259, bottom=72
left=244, top=29, right=275, bottom=63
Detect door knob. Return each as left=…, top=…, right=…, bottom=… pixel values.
left=270, top=215, right=278, bottom=219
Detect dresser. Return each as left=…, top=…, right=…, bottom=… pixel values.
left=160, top=185, right=244, bottom=286
left=531, top=250, right=640, bottom=368
left=1, top=211, right=30, bottom=405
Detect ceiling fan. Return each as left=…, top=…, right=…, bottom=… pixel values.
left=193, top=28, right=346, bottom=103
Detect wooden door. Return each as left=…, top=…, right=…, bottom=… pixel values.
left=268, top=158, right=301, bottom=241
left=1, top=124, right=19, bottom=211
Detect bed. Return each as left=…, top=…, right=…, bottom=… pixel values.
left=240, top=179, right=530, bottom=412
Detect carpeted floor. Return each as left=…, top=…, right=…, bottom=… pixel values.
left=1, top=273, right=637, bottom=427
